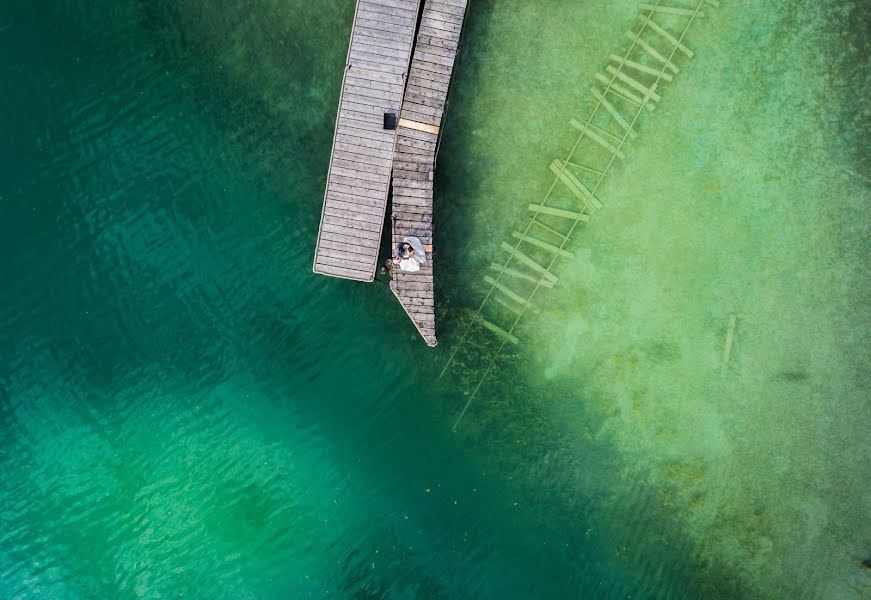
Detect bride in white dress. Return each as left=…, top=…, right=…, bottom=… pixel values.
left=394, top=236, right=427, bottom=272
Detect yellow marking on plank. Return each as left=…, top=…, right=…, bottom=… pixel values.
left=398, top=118, right=440, bottom=135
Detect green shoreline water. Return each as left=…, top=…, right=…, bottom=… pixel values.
left=1, top=0, right=868, bottom=598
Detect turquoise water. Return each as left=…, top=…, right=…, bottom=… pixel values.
left=1, top=0, right=868, bottom=598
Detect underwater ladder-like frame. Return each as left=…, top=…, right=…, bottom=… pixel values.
left=440, top=0, right=719, bottom=430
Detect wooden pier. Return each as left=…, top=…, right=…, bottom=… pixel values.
left=390, top=0, right=469, bottom=347
left=313, top=0, right=469, bottom=346
left=313, top=0, right=423, bottom=281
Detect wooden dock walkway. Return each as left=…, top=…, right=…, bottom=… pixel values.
left=390, top=0, right=469, bottom=347
left=313, top=0, right=423, bottom=281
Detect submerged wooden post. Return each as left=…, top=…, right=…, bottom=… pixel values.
left=480, top=317, right=520, bottom=345
left=512, top=231, right=574, bottom=258
left=605, top=65, right=662, bottom=102
left=570, top=119, right=627, bottom=159
left=609, top=54, right=674, bottom=81
left=592, top=88, right=640, bottom=138
left=499, top=242, right=559, bottom=284
left=642, top=18, right=694, bottom=58
left=639, top=3, right=705, bottom=18
left=528, top=203, right=590, bottom=221
left=625, top=30, right=680, bottom=74
left=549, top=159, right=604, bottom=210
left=489, top=263, right=556, bottom=288
left=721, top=314, right=737, bottom=380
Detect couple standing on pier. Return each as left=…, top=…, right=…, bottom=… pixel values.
left=393, top=236, right=427, bottom=272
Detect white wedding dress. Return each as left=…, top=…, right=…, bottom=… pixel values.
left=398, top=236, right=427, bottom=272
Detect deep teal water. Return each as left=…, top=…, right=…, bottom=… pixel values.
left=0, top=1, right=656, bottom=598
left=2, top=1, right=868, bottom=599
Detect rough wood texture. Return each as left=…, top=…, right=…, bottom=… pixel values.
left=390, top=0, right=468, bottom=346
left=313, top=0, right=422, bottom=281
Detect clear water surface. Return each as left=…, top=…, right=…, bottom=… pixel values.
left=1, top=1, right=869, bottom=598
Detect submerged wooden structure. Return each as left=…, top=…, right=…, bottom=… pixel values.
left=313, top=0, right=469, bottom=347
left=441, top=0, right=719, bottom=429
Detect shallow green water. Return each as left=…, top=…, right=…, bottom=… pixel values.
left=0, top=0, right=868, bottom=598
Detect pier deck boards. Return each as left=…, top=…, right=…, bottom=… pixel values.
left=313, top=0, right=422, bottom=281
left=390, top=0, right=469, bottom=347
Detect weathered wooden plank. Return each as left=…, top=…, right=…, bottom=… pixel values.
left=483, top=276, right=538, bottom=313
left=604, top=65, right=662, bottom=102
left=347, top=57, right=410, bottom=76
left=528, top=203, right=590, bottom=222
left=353, top=16, right=417, bottom=37
left=333, top=140, right=392, bottom=160
left=595, top=73, right=651, bottom=109
left=325, top=206, right=384, bottom=225
left=489, top=263, right=556, bottom=289
left=404, top=88, right=449, bottom=105
left=318, top=230, right=380, bottom=248
left=420, top=15, right=464, bottom=34
left=512, top=231, right=574, bottom=258
left=334, top=131, right=396, bottom=152
left=413, top=49, right=457, bottom=67
left=364, top=0, right=420, bottom=11
left=322, top=214, right=382, bottom=234
left=721, top=314, right=736, bottom=380
left=394, top=143, right=433, bottom=157
left=499, top=242, right=559, bottom=284
left=393, top=178, right=433, bottom=190
left=402, top=97, right=444, bottom=116
left=328, top=173, right=388, bottom=192
left=349, top=48, right=411, bottom=70
left=341, top=85, right=401, bottom=105
left=314, top=262, right=374, bottom=281
left=591, top=88, right=638, bottom=138
left=327, top=183, right=384, bottom=202
left=409, top=66, right=452, bottom=85
left=316, top=251, right=375, bottom=270
left=400, top=109, right=441, bottom=127
left=395, top=126, right=439, bottom=143
left=317, top=240, right=379, bottom=260
left=346, top=66, right=406, bottom=85
left=394, top=220, right=433, bottom=230
left=331, top=156, right=391, bottom=176
left=639, top=3, right=704, bottom=17
left=609, top=54, right=673, bottom=81
left=356, top=8, right=417, bottom=28
left=393, top=169, right=432, bottom=181
left=329, top=199, right=385, bottom=217
left=393, top=280, right=434, bottom=291
left=549, top=160, right=603, bottom=211
left=393, top=155, right=434, bottom=168
left=625, top=30, right=680, bottom=74
left=330, top=165, right=389, bottom=184
left=393, top=152, right=435, bottom=165
left=642, top=17, right=694, bottom=57
left=393, top=289, right=434, bottom=299
left=407, top=75, right=450, bottom=93
left=412, top=42, right=457, bottom=59
left=479, top=318, right=519, bottom=345
left=570, top=119, right=627, bottom=159
left=352, top=34, right=411, bottom=54
left=416, top=34, right=461, bottom=50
